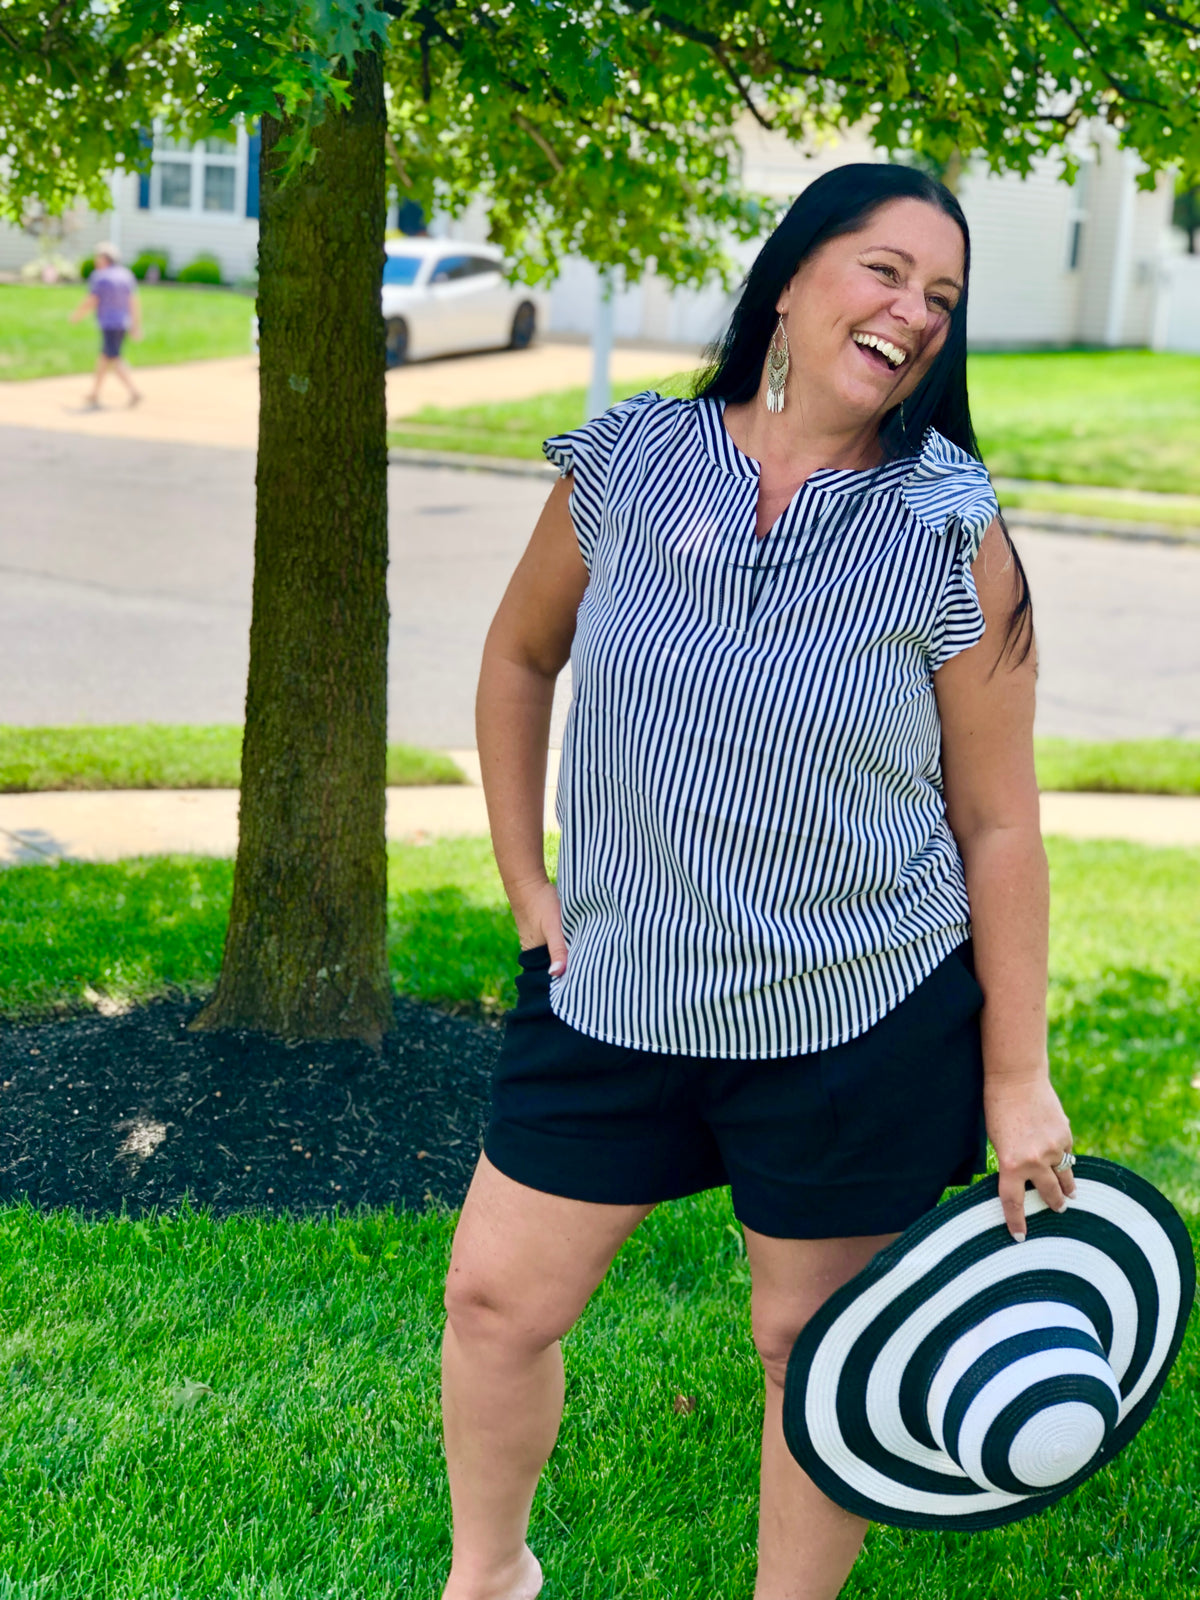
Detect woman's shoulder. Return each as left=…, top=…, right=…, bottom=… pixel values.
left=899, top=426, right=999, bottom=544
left=543, top=389, right=691, bottom=476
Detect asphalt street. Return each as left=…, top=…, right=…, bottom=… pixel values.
left=3, top=425, right=1198, bottom=744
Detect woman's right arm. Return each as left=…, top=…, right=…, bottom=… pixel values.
left=476, top=474, right=588, bottom=973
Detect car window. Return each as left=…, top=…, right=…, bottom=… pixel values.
left=382, top=255, right=421, bottom=286
left=468, top=256, right=502, bottom=277
left=429, top=254, right=471, bottom=284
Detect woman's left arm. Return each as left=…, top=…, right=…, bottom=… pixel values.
left=934, top=517, right=1076, bottom=1242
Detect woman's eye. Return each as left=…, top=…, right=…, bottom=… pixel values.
left=929, top=296, right=952, bottom=312
left=868, top=262, right=899, bottom=280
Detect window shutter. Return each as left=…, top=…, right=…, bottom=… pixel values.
left=137, top=128, right=153, bottom=209
left=246, top=126, right=261, bottom=219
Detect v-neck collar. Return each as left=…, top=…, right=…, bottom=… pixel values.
left=698, top=397, right=923, bottom=500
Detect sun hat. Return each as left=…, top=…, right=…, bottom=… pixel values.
left=783, top=1155, right=1195, bottom=1530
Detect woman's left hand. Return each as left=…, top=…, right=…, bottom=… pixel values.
left=984, top=1073, right=1076, bottom=1242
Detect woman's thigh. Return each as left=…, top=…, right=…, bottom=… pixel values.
left=444, top=1152, right=656, bottom=1346
left=743, top=1227, right=901, bottom=1383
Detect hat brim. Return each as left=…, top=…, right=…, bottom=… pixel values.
left=783, top=1156, right=1195, bottom=1530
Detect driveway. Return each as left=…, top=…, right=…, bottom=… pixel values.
left=2, top=426, right=1198, bottom=745
left=0, top=338, right=691, bottom=453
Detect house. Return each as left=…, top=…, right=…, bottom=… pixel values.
left=2, top=116, right=1193, bottom=352
left=540, top=120, right=1185, bottom=352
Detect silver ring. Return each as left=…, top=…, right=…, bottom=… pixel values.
left=1054, top=1151, right=1076, bottom=1172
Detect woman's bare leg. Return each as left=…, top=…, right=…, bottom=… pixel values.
left=440, top=1153, right=654, bottom=1600
left=743, top=1227, right=901, bottom=1600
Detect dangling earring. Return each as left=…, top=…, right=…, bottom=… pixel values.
left=899, top=398, right=907, bottom=437
left=766, top=313, right=789, bottom=414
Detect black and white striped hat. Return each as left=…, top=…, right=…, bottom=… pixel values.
left=783, top=1156, right=1195, bottom=1530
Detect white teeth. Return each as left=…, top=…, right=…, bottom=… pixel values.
left=852, top=331, right=907, bottom=368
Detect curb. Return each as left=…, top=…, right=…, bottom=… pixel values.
left=388, top=446, right=557, bottom=480
left=1000, top=508, right=1200, bottom=548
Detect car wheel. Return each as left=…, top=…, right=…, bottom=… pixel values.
left=385, top=317, right=409, bottom=368
left=509, top=302, right=537, bottom=350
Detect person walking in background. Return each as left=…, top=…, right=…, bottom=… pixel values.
left=69, top=242, right=143, bottom=408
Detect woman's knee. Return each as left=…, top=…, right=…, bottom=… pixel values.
left=443, top=1267, right=575, bottom=1356
left=752, top=1305, right=817, bottom=1392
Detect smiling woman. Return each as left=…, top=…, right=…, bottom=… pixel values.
left=448, top=163, right=1075, bottom=1600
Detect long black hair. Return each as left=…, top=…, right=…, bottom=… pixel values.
left=696, top=163, right=1032, bottom=664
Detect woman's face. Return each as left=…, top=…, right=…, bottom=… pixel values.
left=776, top=197, right=965, bottom=426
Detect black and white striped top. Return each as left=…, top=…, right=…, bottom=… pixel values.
left=543, top=391, right=1000, bottom=1059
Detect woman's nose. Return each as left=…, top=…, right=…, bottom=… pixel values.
left=890, top=287, right=929, bottom=330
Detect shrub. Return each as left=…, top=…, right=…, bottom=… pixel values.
left=177, top=253, right=223, bottom=285
left=19, top=254, right=80, bottom=284
left=130, top=249, right=170, bottom=282
left=78, top=255, right=95, bottom=281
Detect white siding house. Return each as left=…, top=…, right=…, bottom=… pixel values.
left=1, top=116, right=1187, bottom=350
left=0, top=124, right=261, bottom=283
left=537, top=120, right=1179, bottom=351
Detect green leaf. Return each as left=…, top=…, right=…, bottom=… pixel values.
left=169, top=1378, right=215, bottom=1412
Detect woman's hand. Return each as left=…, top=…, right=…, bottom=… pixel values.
left=984, top=1073, right=1076, bottom=1242
left=512, top=879, right=568, bottom=976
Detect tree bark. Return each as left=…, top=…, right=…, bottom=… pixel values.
left=190, top=49, right=392, bottom=1047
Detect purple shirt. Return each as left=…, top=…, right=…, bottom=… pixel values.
left=88, top=264, right=136, bottom=331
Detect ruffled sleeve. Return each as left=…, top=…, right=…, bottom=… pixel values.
left=542, top=390, right=661, bottom=571
left=901, top=429, right=1001, bottom=672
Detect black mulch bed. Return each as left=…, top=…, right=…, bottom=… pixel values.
left=0, top=994, right=504, bottom=1220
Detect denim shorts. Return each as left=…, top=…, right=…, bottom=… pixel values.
left=483, top=940, right=988, bottom=1239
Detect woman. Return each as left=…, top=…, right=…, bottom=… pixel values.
left=441, top=164, right=1077, bottom=1600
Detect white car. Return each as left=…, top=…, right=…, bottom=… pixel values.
left=381, top=238, right=544, bottom=366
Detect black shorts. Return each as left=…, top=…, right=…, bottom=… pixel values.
left=483, top=941, right=988, bottom=1239
left=101, top=327, right=126, bottom=359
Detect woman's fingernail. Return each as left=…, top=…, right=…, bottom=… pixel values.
left=1012, top=1231, right=1026, bottom=1243
left=549, top=961, right=564, bottom=976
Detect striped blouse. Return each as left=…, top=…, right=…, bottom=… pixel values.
left=542, top=391, right=1000, bottom=1059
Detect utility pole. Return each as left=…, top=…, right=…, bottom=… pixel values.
left=585, top=265, right=616, bottom=420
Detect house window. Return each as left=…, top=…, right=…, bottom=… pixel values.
left=1065, top=163, right=1090, bottom=272
left=150, top=128, right=243, bottom=216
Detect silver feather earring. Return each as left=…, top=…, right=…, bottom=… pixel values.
left=765, top=313, right=789, bottom=414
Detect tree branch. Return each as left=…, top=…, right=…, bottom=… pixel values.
left=1141, top=2, right=1200, bottom=37
left=513, top=112, right=564, bottom=173
left=383, top=127, right=412, bottom=187
left=636, top=9, right=777, bottom=130
left=1045, top=1, right=1172, bottom=112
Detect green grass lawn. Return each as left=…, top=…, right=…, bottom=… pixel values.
left=0, top=834, right=1197, bottom=1595
left=388, top=350, right=1200, bottom=497
left=0, top=284, right=256, bottom=380
left=1034, top=739, right=1200, bottom=797
left=970, top=351, right=1200, bottom=495
left=0, top=726, right=465, bottom=792
left=2, top=726, right=1196, bottom=798
left=998, top=484, right=1200, bottom=533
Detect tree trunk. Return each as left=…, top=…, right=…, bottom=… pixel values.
left=190, top=49, right=392, bottom=1047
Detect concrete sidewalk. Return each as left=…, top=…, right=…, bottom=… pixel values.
left=0, top=340, right=694, bottom=454
left=1, top=750, right=1198, bottom=866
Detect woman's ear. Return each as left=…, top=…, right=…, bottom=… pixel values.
left=776, top=274, right=796, bottom=316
